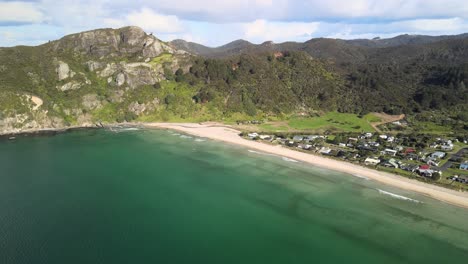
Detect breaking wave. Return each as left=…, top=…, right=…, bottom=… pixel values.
left=282, top=157, right=299, bottom=163
left=352, top=174, right=370, bottom=180
left=377, top=189, right=421, bottom=203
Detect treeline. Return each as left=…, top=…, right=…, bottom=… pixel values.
left=177, top=50, right=467, bottom=117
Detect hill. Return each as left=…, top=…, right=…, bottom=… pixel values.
left=1, top=27, right=467, bottom=134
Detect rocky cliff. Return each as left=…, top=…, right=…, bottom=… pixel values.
left=0, top=26, right=192, bottom=135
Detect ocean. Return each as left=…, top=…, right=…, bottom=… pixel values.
left=1, top=128, right=468, bottom=263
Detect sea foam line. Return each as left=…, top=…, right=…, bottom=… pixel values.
left=352, top=174, right=370, bottom=180
left=248, top=149, right=277, bottom=157
left=377, top=189, right=421, bottom=203
left=282, top=157, right=299, bottom=163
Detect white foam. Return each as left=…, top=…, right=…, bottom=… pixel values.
left=195, top=138, right=206, bottom=142
left=108, top=127, right=140, bottom=133
left=180, top=135, right=193, bottom=139
left=377, top=189, right=421, bottom=203
left=170, top=133, right=181, bottom=136
left=119, top=127, right=139, bottom=131
left=282, top=157, right=299, bottom=163
left=352, top=174, right=370, bottom=180
left=247, top=150, right=277, bottom=157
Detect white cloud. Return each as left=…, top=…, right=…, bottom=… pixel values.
left=104, top=8, right=185, bottom=34
left=0, top=1, right=46, bottom=24
left=397, top=17, right=467, bottom=32
left=244, top=19, right=319, bottom=43
left=125, top=8, right=185, bottom=33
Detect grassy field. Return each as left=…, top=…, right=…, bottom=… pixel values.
left=288, top=112, right=377, bottom=132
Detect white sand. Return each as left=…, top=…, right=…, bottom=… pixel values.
left=144, top=122, right=468, bottom=209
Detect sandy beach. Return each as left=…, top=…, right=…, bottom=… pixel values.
left=144, top=122, right=468, bottom=209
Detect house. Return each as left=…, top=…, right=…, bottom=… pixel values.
left=431, top=152, right=446, bottom=159
left=259, top=135, right=272, bottom=140
left=339, top=143, right=347, bottom=147
left=417, top=164, right=434, bottom=177
left=382, top=158, right=399, bottom=168
left=405, top=153, right=419, bottom=161
left=460, top=162, right=468, bottom=170
left=248, top=133, right=259, bottom=139
left=387, top=136, right=395, bottom=143
left=304, top=135, right=321, bottom=142
left=365, top=157, right=381, bottom=166
left=293, top=135, right=304, bottom=142
left=427, top=159, right=440, bottom=167
left=401, top=164, right=418, bottom=172
left=404, top=148, right=415, bottom=155
left=319, top=147, right=332, bottom=155
left=441, top=144, right=453, bottom=151
left=379, top=135, right=388, bottom=140
left=298, top=144, right=312, bottom=150
left=364, top=132, right=373, bottom=138
left=381, top=149, right=398, bottom=156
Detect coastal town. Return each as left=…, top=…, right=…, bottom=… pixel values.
left=244, top=131, right=468, bottom=190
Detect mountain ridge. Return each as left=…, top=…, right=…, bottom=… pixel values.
left=169, top=33, right=468, bottom=58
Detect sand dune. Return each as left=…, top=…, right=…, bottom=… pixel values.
left=144, top=122, right=468, bottom=209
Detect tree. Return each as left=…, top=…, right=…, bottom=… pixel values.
left=165, top=94, right=176, bottom=105
left=432, top=172, right=441, bottom=181
left=175, top=68, right=185, bottom=82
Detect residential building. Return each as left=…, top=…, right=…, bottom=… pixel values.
left=364, top=157, right=380, bottom=166
left=431, top=152, right=446, bottom=159
left=461, top=162, right=468, bottom=170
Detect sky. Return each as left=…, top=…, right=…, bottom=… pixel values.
left=1, top=0, right=468, bottom=47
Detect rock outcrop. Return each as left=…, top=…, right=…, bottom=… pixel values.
left=52, top=26, right=174, bottom=59
left=56, top=61, right=70, bottom=80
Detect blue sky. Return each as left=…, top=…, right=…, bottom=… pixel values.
left=1, top=0, right=468, bottom=47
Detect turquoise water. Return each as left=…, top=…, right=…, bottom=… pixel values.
left=1, top=128, right=468, bottom=264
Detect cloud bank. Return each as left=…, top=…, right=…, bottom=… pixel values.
left=1, top=0, right=468, bottom=47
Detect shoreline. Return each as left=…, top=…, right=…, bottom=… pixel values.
left=4, top=121, right=468, bottom=209
left=143, top=122, right=468, bottom=209
left=0, top=125, right=100, bottom=138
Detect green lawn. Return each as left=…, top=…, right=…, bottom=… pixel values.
left=258, top=123, right=289, bottom=132
left=288, top=112, right=376, bottom=132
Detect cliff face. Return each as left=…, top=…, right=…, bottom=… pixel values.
left=0, top=26, right=192, bottom=135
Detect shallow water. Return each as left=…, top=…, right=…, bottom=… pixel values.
left=1, top=129, right=468, bottom=263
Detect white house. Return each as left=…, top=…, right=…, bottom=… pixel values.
left=365, top=157, right=381, bottom=166
left=381, top=149, right=398, bottom=156
left=259, top=135, right=272, bottom=140
left=248, top=133, right=259, bottom=139
left=379, top=135, right=388, bottom=140
left=431, top=152, right=446, bottom=159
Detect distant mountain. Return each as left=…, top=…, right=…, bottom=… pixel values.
left=170, top=33, right=468, bottom=60
left=346, top=33, right=468, bottom=48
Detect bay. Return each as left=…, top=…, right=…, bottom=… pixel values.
left=1, top=129, right=467, bottom=263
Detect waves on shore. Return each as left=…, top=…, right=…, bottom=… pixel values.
left=377, top=189, right=421, bottom=203
left=282, top=157, right=299, bottom=163
left=109, top=127, right=140, bottom=132
left=352, top=174, right=370, bottom=180
left=248, top=150, right=299, bottom=163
